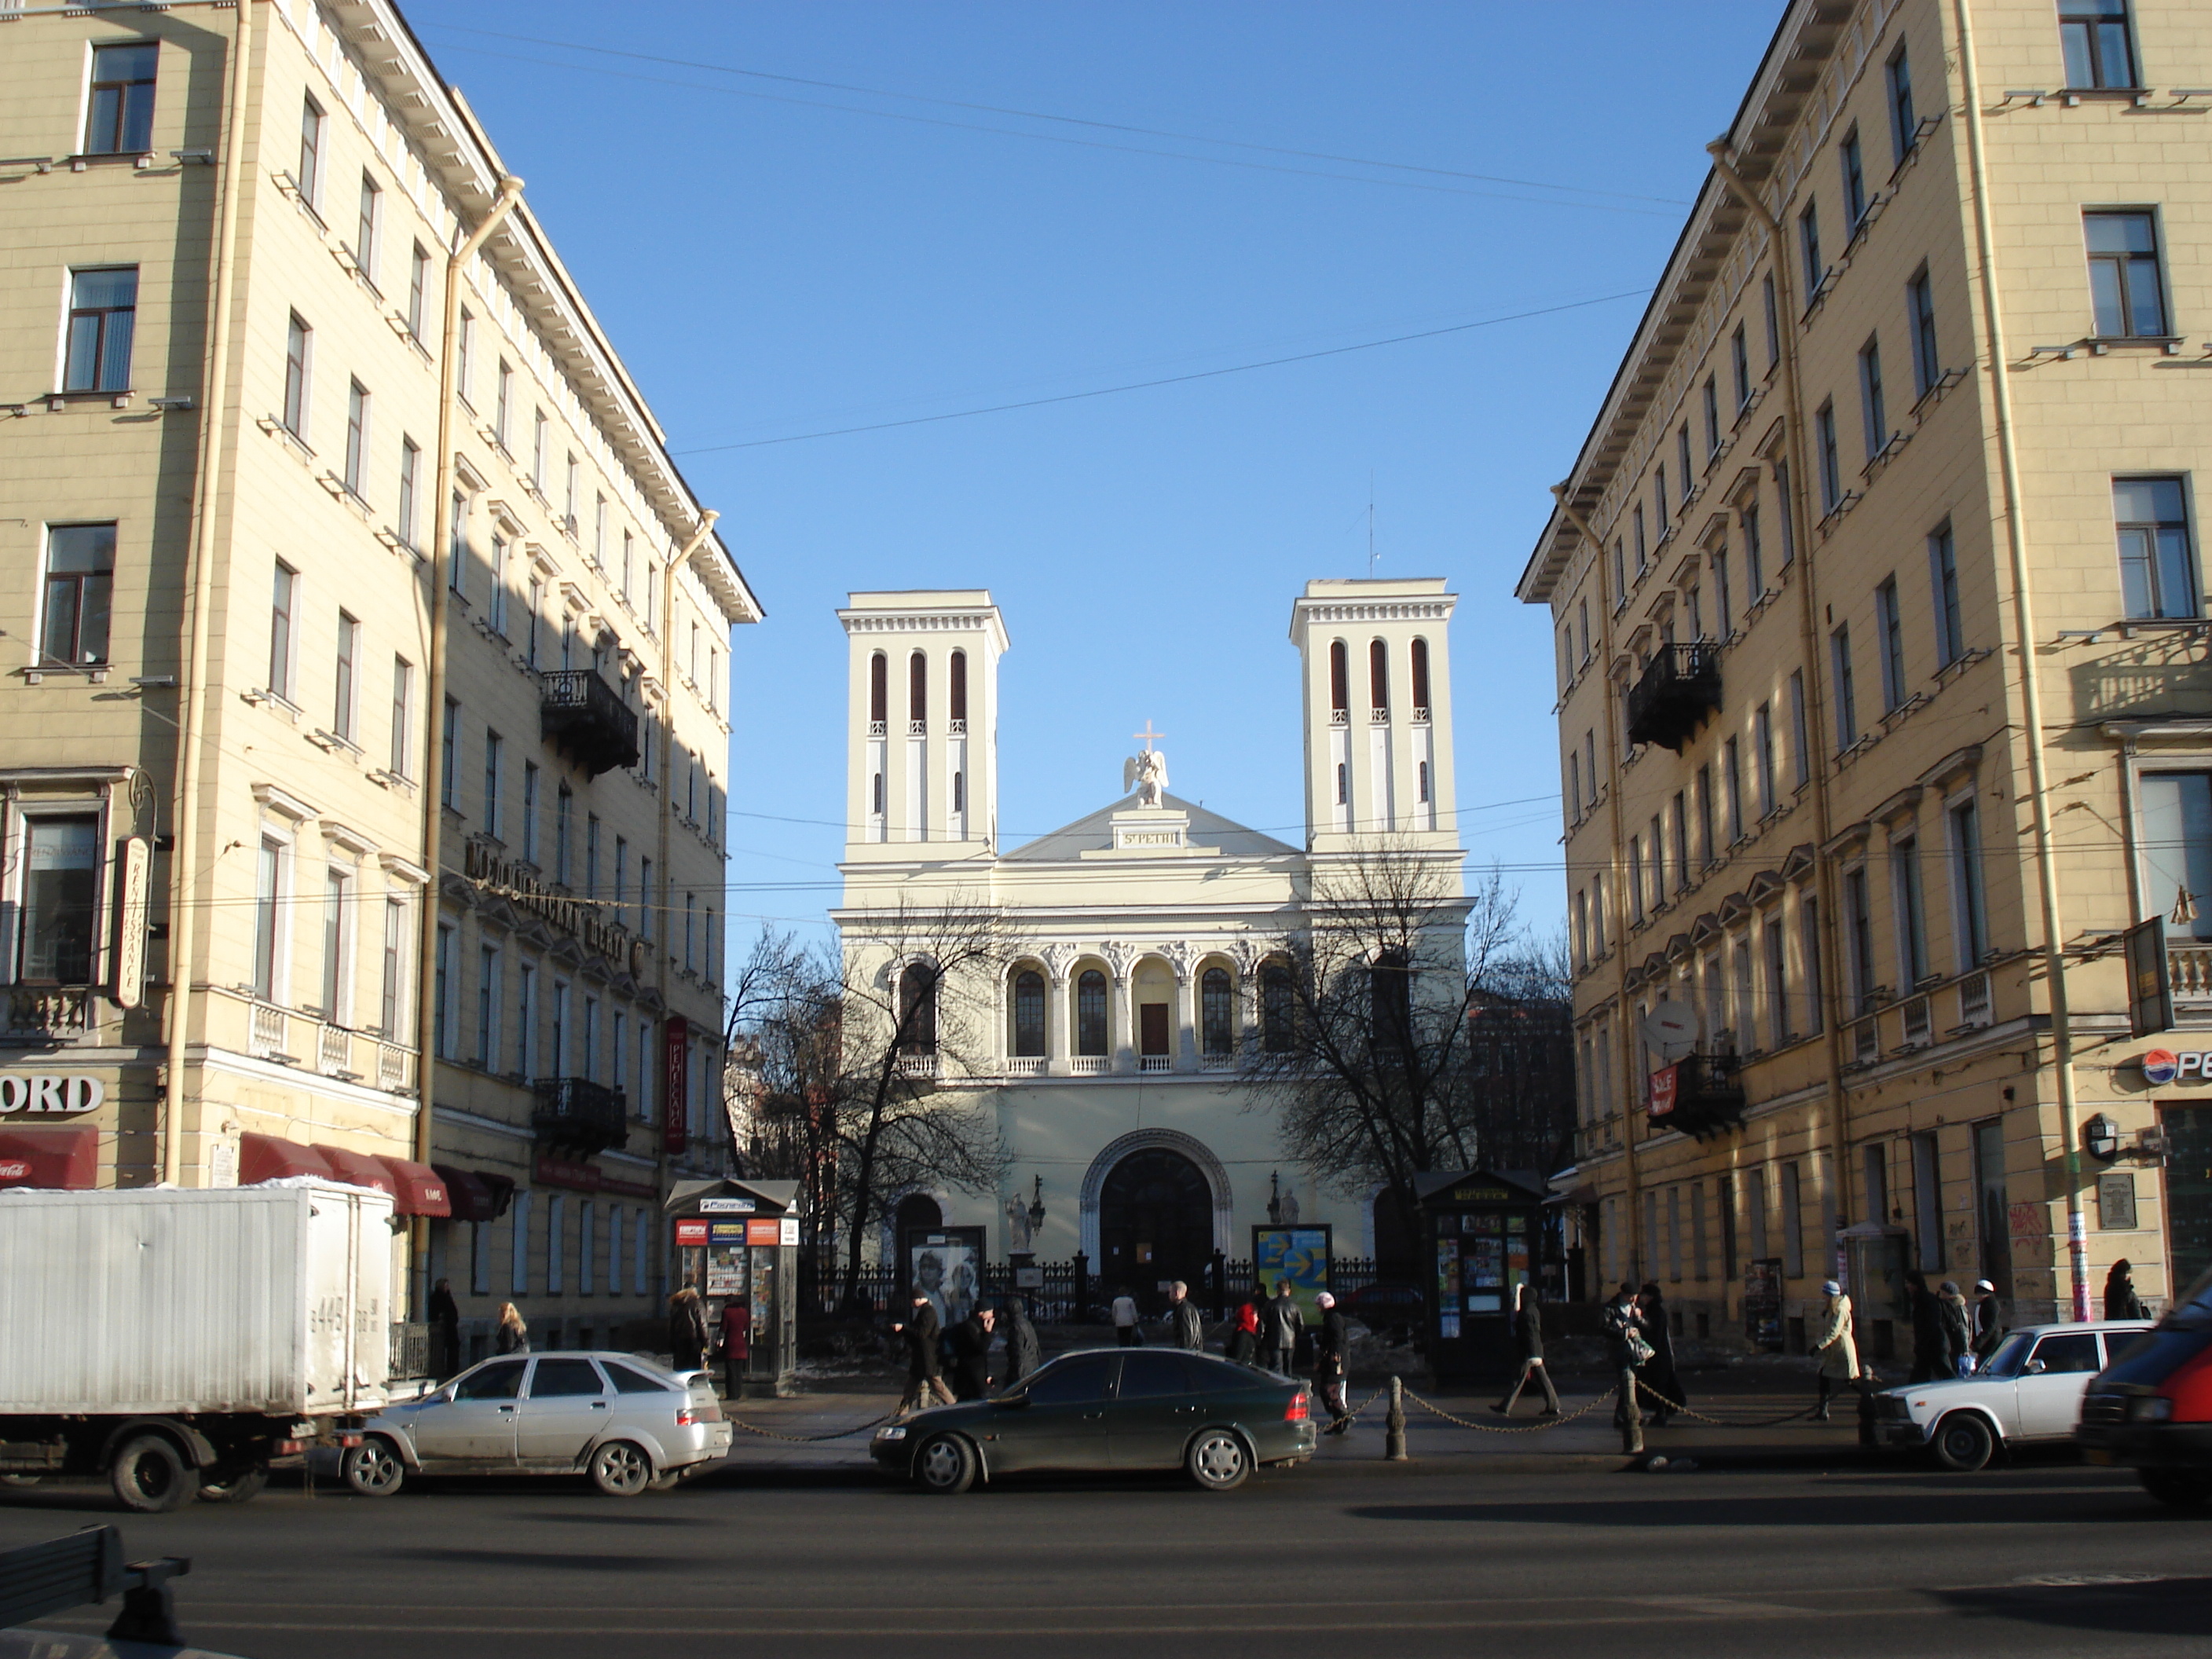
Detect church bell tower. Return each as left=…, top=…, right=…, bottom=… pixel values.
left=1288, top=578, right=1458, bottom=855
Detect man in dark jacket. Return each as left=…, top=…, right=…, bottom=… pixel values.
left=948, top=1306, right=995, bottom=1401
left=1493, top=1282, right=1561, bottom=1416
left=1000, top=1296, right=1042, bottom=1386
left=1601, top=1282, right=1647, bottom=1455
left=1313, top=1291, right=1353, bottom=1434
left=1166, top=1280, right=1205, bottom=1352
left=1906, top=1270, right=1946, bottom=1382
left=427, top=1277, right=461, bottom=1382
left=1970, top=1279, right=2005, bottom=1362
left=1262, top=1283, right=1303, bottom=1375
left=893, top=1291, right=954, bottom=1415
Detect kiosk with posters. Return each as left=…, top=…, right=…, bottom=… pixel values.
left=1417, top=1168, right=1550, bottom=1384
left=668, top=1177, right=800, bottom=1398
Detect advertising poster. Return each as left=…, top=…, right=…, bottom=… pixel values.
left=705, top=1220, right=747, bottom=1298
left=907, top=1228, right=985, bottom=1328
left=1254, top=1225, right=1332, bottom=1321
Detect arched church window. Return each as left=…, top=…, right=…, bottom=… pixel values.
left=1411, top=637, right=1431, bottom=715
left=949, top=650, right=967, bottom=724
left=1076, top=970, right=1108, bottom=1057
left=1201, top=967, right=1233, bottom=1056
left=1329, top=640, right=1349, bottom=715
left=869, top=652, right=887, bottom=731
left=1012, top=970, right=1045, bottom=1057
left=1261, top=964, right=1295, bottom=1053
left=1371, top=947, right=1413, bottom=1056
left=908, top=651, right=928, bottom=731
left=1335, top=763, right=1347, bottom=806
left=1370, top=639, right=1390, bottom=715
left=898, top=961, right=938, bottom=1054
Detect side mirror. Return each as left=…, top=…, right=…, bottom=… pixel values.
left=2022, top=1358, right=2046, bottom=1375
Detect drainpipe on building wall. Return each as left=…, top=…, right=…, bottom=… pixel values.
left=412, top=175, right=525, bottom=1293
left=1548, top=485, right=1645, bottom=1284
left=1952, top=0, right=2089, bottom=1320
left=162, top=0, right=256, bottom=1188
left=1703, top=139, right=1854, bottom=1284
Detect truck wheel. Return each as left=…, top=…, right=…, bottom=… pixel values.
left=111, top=1434, right=198, bottom=1513
left=589, top=1441, right=652, bottom=1497
left=342, top=1437, right=406, bottom=1497
left=198, top=1463, right=270, bottom=1504
left=2140, top=1469, right=2212, bottom=1509
left=1932, top=1413, right=1995, bottom=1473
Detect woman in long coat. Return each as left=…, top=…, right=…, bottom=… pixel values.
left=1811, top=1280, right=1859, bottom=1421
left=1635, top=1283, right=1686, bottom=1424
left=667, top=1286, right=709, bottom=1371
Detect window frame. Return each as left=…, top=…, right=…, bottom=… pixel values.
left=296, top=93, right=326, bottom=208
left=2083, top=209, right=2170, bottom=340
left=282, top=312, right=311, bottom=439
left=269, top=559, right=298, bottom=702
left=2060, top=0, right=2140, bottom=90
left=1907, top=265, right=1940, bottom=396
left=83, top=40, right=159, bottom=156
left=1928, top=522, right=1964, bottom=668
left=2114, top=474, right=2199, bottom=621
left=1875, top=576, right=1906, bottom=712
left=61, top=266, right=138, bottom=394
left=1886, top=42, right=1916, bottom=166
left=38, top=522, right=116, bottom=668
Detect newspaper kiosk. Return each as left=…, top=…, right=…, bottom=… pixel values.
left=668, top=1177, right=800, bottom=1398
left=1419, top=1168, right=1550, bottom=1384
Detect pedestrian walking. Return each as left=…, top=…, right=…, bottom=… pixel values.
left=1937, top=1280, right=1973, bottom=1375
left=494, top=1302, right=530, bottom=1356
left=667, top=1285, right=709, bottom=1372
left=1971, top=1279, right=2006, bottom=1363
left=1166, top=1280, right=1205, bottom=1352
left=1229, top=1294, right=1261, bottom=1365
left=1636, top=1283, right=1686, bottom=1423
left=719, top=1296, right=752, bottom=1396
left=893, top=1291, right=955, bottom=1415
left=1111, top=1288, right=1141, bottom=1347
left=1492, top=1281, right=1561, bottom=1417
left=1811, top=1280, right=1858, bottom=1420
left=1000, top=1295, right=1042, bottom=1387
left=1905, top=1269, right=1945, bottom=1383
left=2105, top=1258, right=2147, bottom=1320
left=1601, top=1283, right=1649, bottom=1453
left=1263, top=1281, right=1304, bottom=1375
left=949, top=1305, right=995, bottom=1401
left=428, top=1276, right=461, bottom=1381
left=1312, top=1291, right=1353, bottom=1434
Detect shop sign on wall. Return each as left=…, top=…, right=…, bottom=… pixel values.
left=0, top=1075, right=105, bottom=1114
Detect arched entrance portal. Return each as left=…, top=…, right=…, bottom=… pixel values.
left=1097, top=1148, right=1213, bottom=1313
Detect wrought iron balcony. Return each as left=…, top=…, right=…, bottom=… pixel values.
left=1646, top=1050, right=1745, bottom=1141
left=540, top=670, right=639, bottom=777
left=1624, top=643, right=1722, bottom=753
left=530, top=1076, right=630, bottom=1156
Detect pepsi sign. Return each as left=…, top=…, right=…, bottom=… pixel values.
left=2137, top=1048, right=2212, bottom=1085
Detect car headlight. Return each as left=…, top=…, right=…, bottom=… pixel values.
left=2131, top=1397, right=2175, bottom=1423
left=874, top=1425, right=908, bottom=1441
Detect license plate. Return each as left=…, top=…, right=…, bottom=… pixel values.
left=2085, top=1448, right=2113, bottom=1465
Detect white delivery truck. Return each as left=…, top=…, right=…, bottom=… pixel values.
left=0, top=1181, right=391, bottom=1511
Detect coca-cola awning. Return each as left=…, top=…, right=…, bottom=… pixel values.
left=314, top=1144, right=399, bottom=1196
left=434, top=1163, right=515, bottom=1223
left=0, top=1126, right=99, bottom=1189
left=373, top=1155, right=452, bottom=1218
left=237, top=1133, right=337, bottom=1185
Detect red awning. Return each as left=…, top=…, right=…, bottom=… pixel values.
left=237, top=1133, right=336, bottom=1186
left=0, top=1126, right=99, bottom=1189
left=313, top=1144, right=400, bottom=1197
left=434, top=1164, right=515, bottom=1223
left=373, top=1155, right=452, bottom=1218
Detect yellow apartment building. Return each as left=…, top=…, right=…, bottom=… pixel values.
left=1518, top=0, right=2212, bottom=1359
left=0, top=0, right=760, bottom=1355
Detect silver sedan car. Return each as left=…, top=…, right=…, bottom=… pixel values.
left=340, top=1351, right=734, bottom=1497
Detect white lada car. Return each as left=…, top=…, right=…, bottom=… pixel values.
left=1873, top=1320, right=2152, bottom=1470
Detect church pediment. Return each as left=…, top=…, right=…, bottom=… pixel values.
left=1003, top=792, right=1300, bottom=864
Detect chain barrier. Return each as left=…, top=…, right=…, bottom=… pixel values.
left=1628, top=1383, right=1815, bottom=1430
left=1400, top=1386, right=1613, bottom=1434
left=721, top=1405, right=901, bottom=1443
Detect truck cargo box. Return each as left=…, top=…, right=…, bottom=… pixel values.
left=0, top=1181, right=391, bottom=1416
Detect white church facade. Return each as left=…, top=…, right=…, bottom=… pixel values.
left=832, top=578, right=1463, bottom=1305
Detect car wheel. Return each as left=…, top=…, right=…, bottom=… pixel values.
left=1932, top=1413, right=1995, bottom=1473
left=341, top=1437, right=407, bottom=1497
left=1185, top=1428, right=1251, bottom=1492
left=110, top=1434, right=198, bottom=1514
left=2139, top=1469, right=2212, bottom=1509
left=914, top=1434, right=977, bottom=1496
left=197, top=1463, right=270, bottom=1504
left=590, top=1440, right=653, bottom=1497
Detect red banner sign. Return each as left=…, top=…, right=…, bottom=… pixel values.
left=533, top=1153, right=656, bottom=1199
left=1646, top=1064, right=1680, bottom=1119
left=674, top=1219, right=709, bottom=1247
left=663, top=1016, right=689, bottom=1152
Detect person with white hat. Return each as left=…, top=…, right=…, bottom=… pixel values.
left=1811, top=1279, right=1858, bottom=1422
left=1970, top=1278, right=2005, bottom=1364
left=1312, top=1291, right=1353, bottom=1434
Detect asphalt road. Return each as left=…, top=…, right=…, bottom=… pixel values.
left=5, top=1456, right=2210, bottom=1658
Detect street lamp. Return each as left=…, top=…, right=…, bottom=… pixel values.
left=1267, top=1170, right=1283, bottom=1226
left=1027, top=1174, right=1046, bottom=1236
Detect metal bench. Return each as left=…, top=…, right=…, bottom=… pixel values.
left=0, top=1525, right=192, bottom=1646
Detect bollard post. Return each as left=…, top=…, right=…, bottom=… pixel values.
left=1617, top=1372, right=1644, bottom=1456
left=1385, top=1375, right=1408, bottom=1461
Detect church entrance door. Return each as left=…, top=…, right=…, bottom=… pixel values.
left=1098, top=1148, right=1213, bottom=1314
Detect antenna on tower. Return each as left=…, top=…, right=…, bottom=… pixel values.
left=1366, top=471, right=1378, bottom=577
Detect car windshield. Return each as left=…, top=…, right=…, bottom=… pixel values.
left=1979, top=1331, right=2034, bottom=1378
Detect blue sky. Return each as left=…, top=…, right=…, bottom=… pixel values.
left=401, top=0, right=1782, bottom=949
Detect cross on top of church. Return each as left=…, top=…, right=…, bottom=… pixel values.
left=1132, top=720, right=1166, bottom=753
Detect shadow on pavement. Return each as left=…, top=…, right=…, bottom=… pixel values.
left=377, top=1546, right=692, bottom=1573
left=1342, top=1486, right=2181, bottom=1529
left=1928, top=1576, right=2212, bottom=1637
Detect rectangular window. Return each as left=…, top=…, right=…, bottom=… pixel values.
left=1633, top=504, right=1646, bottom=573
left=1831, top=624, right=1857, bottom=748
left=556, top=786, right=573, bottom=887
left=1655, top=464, right=1668, bottom=531
left=1713, top=543, right=1732, bottom=635
left=1801, top=896, right=1824, bottom=1034
left=449, top=493, right=467, bottom=597
left=613, top=837, right=628, bottom=914
left=1775, top=461, right=1796, bottom=566
left=1628, top=837, right=1645, bottom=923
left=1754, top=702, right=1776, bottom=815
left=1567, top=750, right=1582, bottom=822
left=397, top=437, right=420, bottom=548
left=1695, top=764, right=1716, bottom=866
left=1763, top=272, right=1780, bottom=366
left=516, top=961, right=535, bottom=1076
left=1724, top=736, right=1745, bottom=844
left=440, top=697, right=459, bottom=809
left=390, top=656, right=414, bottom=779
left=1789, top=670, right=1810, bottom=786
left=547, top=1195, right=565, bottom=1297
left=1780, top=1163, right=1805, bottom=1280
left=1887, top=43, right=1917, bottom=164
left=1677, top=423, right=1693, bottom=493
left=511, top=1192, right=530, bottom=1296
left=2086, top=211, right=2168, bottom=339
left=62, top=267, right=137, bottom=393
left=471, top=1221, right=490, bottom=1296
left=253, top=837, right=282, bottom=1001
left=565, top=454, right=580, bottom=529
left=476, top=944, right=499, bottom=1069
left=408, top=242, right=429, bottom=339
left=85, top=41, right=159, bottom=155
left=1907, top=266, right=1940, bottom=396
left=1893, top=835, right=1929, bottom=986
left=684, top=895, right=697, bottom=973
left=1859, top=336, right=1886, bottom=459
left=584, top=994, right=600, bottom=1080
left=1844, top=868, right=1875, bottom=1015
left=1742, top=500, right=1763, bottom=595
left=2141, top=773, right=2212, bottom=939
left=2115, top=476, right=2197, bottom=620
left=2061, top=0, right=2138, bottom=89
left=1815, top=401, right=1841, bottom=511
left=354, top=171, right=381, bottom=280
left=381, top=895, right=407, bottom=1038
left=269, top=560, right=297, bottom=700
left=522, top=763, right=540, bottom=865
left=482, top=730, right=503, bottom=840
left=1876, top=577, right=1906, bottom=712
left=1840, top=127, right=1866, bottom=229
left=434, top=921, right=456, bottom=1057
left=333, top=611, right=358, bottom=742
left=17, top=816, right=101, bottom=984
left=579, top=1202, right=595, bottom=1297
left=1612, top=540, right=1626, bottom=607
left=1731, top=323, right=1751, bottom=411
left=1764, top=920, right=1790, bottom=1046
left=342, top=379, right=368, bottom=495
left=595, top=495, right=609, bottom=567
left=39, top=523, right=115, bottom=668
left=456, top=309, right=475, bottom=406
left=585, top=815, right=600, bottom=899
left=532, top=408, right=548, bottom=492
left=551, top=981, right=570, bottom=1075
left=1702, top=375, right=1719, bottom=456
left=1799, top=200, right=1823, bottom=292
left=494, top=360, right=514, bottom=449
left=1950, top=798, right=1989, bottom=965
left=1928, top=522, right=1963, bottom=668
left=296, top=93, right=325, bottom=204
left=639, top=856, right=653, bottom=939
left=488, top=533, right=508, bottom=635
left=282, top=312, right=310, bottom=438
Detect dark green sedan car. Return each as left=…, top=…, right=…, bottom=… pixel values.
left=871, top=1348, right=1317, bottom=1493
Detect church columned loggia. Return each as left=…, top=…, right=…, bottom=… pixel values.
left=833, top=579, right=1463, bottom=1310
